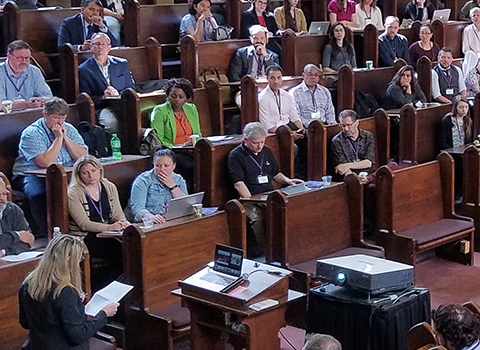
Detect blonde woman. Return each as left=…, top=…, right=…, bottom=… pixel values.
left=19, top=235, right=118, bottom=349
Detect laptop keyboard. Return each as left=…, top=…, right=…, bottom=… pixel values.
left=200, top=272, right=236, bottom=286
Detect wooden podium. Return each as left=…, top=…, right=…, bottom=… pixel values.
left=174, top=259, right=304, bottom=350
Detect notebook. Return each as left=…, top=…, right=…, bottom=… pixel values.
left=280, top=183, right=312, bottom=196
left=432, top=9, right=451, bottom=23
left=164, top=192, right=204, bottom=221
left=200, top=244, right=244, bottom=287
left=308, top=21, right=330, bottom=36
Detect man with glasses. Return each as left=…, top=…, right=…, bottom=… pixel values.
left=58, top=0, right=119, bottom=51
left=0, top=40, right=52, bottom=109
left=462, top=7, right=480, bottom=54
left=12, top=97, right=88, bottom=238
left=289, top=63, right=336, bottom=128
left=331, top=109, right=374, bottom=179
left=78, top=33, right=134, bottom=133
left=0, top=179, right=35, bottom=258
left=378, top=16, right=411, bottom=67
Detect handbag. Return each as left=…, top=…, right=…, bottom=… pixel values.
left=199, top=66, right=232, bottom=103
left=212, top=25, right=234, bottom=41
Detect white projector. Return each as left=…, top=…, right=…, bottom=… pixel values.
left=316, top=254, right=413, bottom=295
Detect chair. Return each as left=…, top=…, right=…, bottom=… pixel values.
left=406, top=322, right=440, bottom=350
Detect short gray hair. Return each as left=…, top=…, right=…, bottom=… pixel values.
left=470, top=7, right=480, bottom=18
left=302, top=334, right=342, bottom=350
left=338, top=109, right=358, bottom=122
left=43, top=97, right=68, bottom=116
left=243, top=122, right=267, bottom=139
left=249, top=24, right=268, bottom=38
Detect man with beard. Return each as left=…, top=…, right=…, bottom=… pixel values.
left=0, top=179, right=35, bottom=257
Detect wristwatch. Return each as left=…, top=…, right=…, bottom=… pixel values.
left=168, top=184, right=178, bottom=191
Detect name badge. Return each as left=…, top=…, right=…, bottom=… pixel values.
left=257, top=175, right=269, bottom=184
left=311, top=111, right=320, bottom=119
left=365, top=18, right=372, bottom=25
left=446, top=88, right=454, bottom=95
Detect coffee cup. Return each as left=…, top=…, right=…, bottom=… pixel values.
left=190, top=134, right=200, bottom=147
left=366, top=60, right=374, bottom=70
left=192, top=203, right=203, bottom=217
left=142, top=216, right=154, bottom=228
left=322, top=175, right=332, bottom=186
left=2, top=100, right=13, bottom=113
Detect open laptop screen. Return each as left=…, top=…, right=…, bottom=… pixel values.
left=213, top=244, right=244, bottom=277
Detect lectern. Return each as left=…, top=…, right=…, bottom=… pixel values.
left=174, top=259, right=304, bottom=350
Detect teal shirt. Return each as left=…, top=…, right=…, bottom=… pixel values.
left=150, top=100, right=202, bottom=148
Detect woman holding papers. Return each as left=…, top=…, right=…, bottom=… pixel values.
left=19, top=235, right=118, bottom=350
left=127, top=148, right=188, bottom=224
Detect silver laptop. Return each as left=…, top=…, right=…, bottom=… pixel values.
left=308, top=21, right=330, bottom=35
left=200, top=244, right=244, bottom=287
left=432, top=9, right=451, bottom=23
left=280, top=183, right=312, bottom=196
left=164, top=192, right=204, bottom=221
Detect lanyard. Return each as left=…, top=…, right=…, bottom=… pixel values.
left=387, top=39, right=397, bottom=59
left=347, top=137, right=360, bottom=161
left=4, top=65, right=27, bottom=96
left=274, top=90, right=282, bottom=115
left=310, top=86, right=317, bottom=111
left=174, top=112, right=189, bottom=136
left=87, top=190, right=106, bottom=223
left=441, top=69, right=452, bottom=88
left=243, top=144, right=264, bottom=174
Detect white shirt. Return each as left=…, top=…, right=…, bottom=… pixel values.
left=258, top=85, right=300, bottom=131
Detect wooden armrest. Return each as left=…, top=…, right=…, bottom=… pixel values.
left=94, top=331, right=116, bottom=346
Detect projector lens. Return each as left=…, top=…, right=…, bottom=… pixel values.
left=336, top=270, right=347, bottom=285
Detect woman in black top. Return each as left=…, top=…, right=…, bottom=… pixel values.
left=383, top=65, right=426, bottom=109
left=404, top=0, right=435, bottom=22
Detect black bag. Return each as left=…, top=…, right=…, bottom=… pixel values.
left=354, top=90, right=380, bottom=119
left=135, top=79, right=169, bottom=94
left=139, top=128, right=165, bottom=155
left=77, top=121, right=111, bottom=158
left=212, top=25, right=234, bottom=41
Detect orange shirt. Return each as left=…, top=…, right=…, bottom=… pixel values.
left=174, top=110, right=193, bottom=145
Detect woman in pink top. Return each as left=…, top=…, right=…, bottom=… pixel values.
left=328, top=0, right=359, bottom=29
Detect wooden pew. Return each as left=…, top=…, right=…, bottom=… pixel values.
left=59, top=38, right=162, bottom=103
left=0, top=94, right=95, bottom=181
left=431, top=20, right=468, bottom=59
left=307, top=109, right=390, bottom=180
left=398, top=103, right=451, bottom=164
left=375, top=152, right=475, bottom=267
left=336, top=62, right=406, bottom=113
left=2, top=2, right=80, bottom=54
left=180, top=35, right=250, bottom=88
left=406, top=322, right=440, bottom=350
left=194, top=127, right=294, bottom=207
left=240, top=75, right=304, bottom=129
left=460, top=145, right=480, bottom=251
left=45, top=155, right=152, bottom=236
left=122, top=200, right=246, bottom=350
left=120, top=79, right=223, bottom=154
left=265, top=175, right=384, bottom=292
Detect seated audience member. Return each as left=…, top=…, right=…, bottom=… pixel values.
left=228, top=122, right=303, bottom=253
left=331, top=109, right=375, bottom=179
left=433, top=303, right=480, bottom=350
left=150, top=78, right=200, bottom=193
left=408, top=23, right=440, bottom=69
left=68, top=155, right=129, bottom=283
left=383, top=65, right=427, bottom=110
left=101, top=0, right=124, bottom=44
left=78, top=33, right=135, bottom=134
left=328, top=0, right=359, bottom=29
left=302, top=333, right=342, bottom=350
left=0, top=179, right=35, bottom=258
left=229, top=25, right=280, bottom=82
left=459, top=0, right=480, bottom=21
left=438, top=95, right=472, bottom=150
left=241, top=0, right=280, bottom=39
left=58, top=0, right=120, bottom=51
left=0, top=40, right=52, bottom=110
left=289, top=63, right=336, bottom=127
left=322, top=22, right=357, bottom=73
left=463, top=8, right=480, bottom=55
left=180, top=0, right=218, bottom=42
left=378, top=16, right=411, bottom=67
left=19, top=235, right=118, bottom=349
left=404, top=0, right=435, bottom=22
left=355, top=0, right=384, bottom=30
left=465, top=58, right=480, bottom=95
left=12, top=97, right=88, bottom=238
left=127, top=149, right=187, bottom=224
left=432, top=47, right=467, bottom=103
left=273, top=0, right=307, bottom=34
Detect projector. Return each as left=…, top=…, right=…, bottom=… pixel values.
left=316, top=254, right=413, bottom=295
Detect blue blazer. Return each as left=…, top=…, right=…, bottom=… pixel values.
left=58, top=13, right=119, bottom=50
left=78, top=55, right=135, bottom=107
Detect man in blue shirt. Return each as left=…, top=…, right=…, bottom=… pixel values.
left=12, top=97, right=88, bottom=237
left=378, top=16, right=411, bottom=67
left=0, top=40, right=52, bottom=110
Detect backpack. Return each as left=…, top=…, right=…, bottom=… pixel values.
left=354, top=90, right=380, bottom=119
left=77, top=121, right=111, bottom=158
left=139, top=128, right=165, bottom=155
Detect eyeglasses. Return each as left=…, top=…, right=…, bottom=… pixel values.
left=257, top=0, right=268, bottom=5
left=305, top=73, right=321, bottom=77
left=91, top=42, right=110, bottom=47
left=10, top=54, right=31, bottom=61
left=334, top=28, right=345, bottom=33
left=338, top=122, right=356, bottom=129
left=0, top=190, right=10, bottom=197
left=420, top=32, right=432, bottom=35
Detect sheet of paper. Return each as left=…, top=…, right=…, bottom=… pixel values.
left=85, top=281, right=133, bottom=316
left=206, top=135, right=234, bottom=142
left=1, top=251, right=43, bottom=262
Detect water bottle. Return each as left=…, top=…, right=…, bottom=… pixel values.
left=111, top=134, right=122, bottom=160
left=53, top=227, right=61, bottom=238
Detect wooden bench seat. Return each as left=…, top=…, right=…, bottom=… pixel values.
left=376, top=152, right=474, bottom=267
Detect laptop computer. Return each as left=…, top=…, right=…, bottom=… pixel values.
left=432, top=9, right=451, bottom=23
left=200, top=244, right=244, bottom=287
left=164, top=192, right=204, bottom=221
left=308, top=21, right=330, bottom=35
left=280, top=183, right=312, bottom=196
